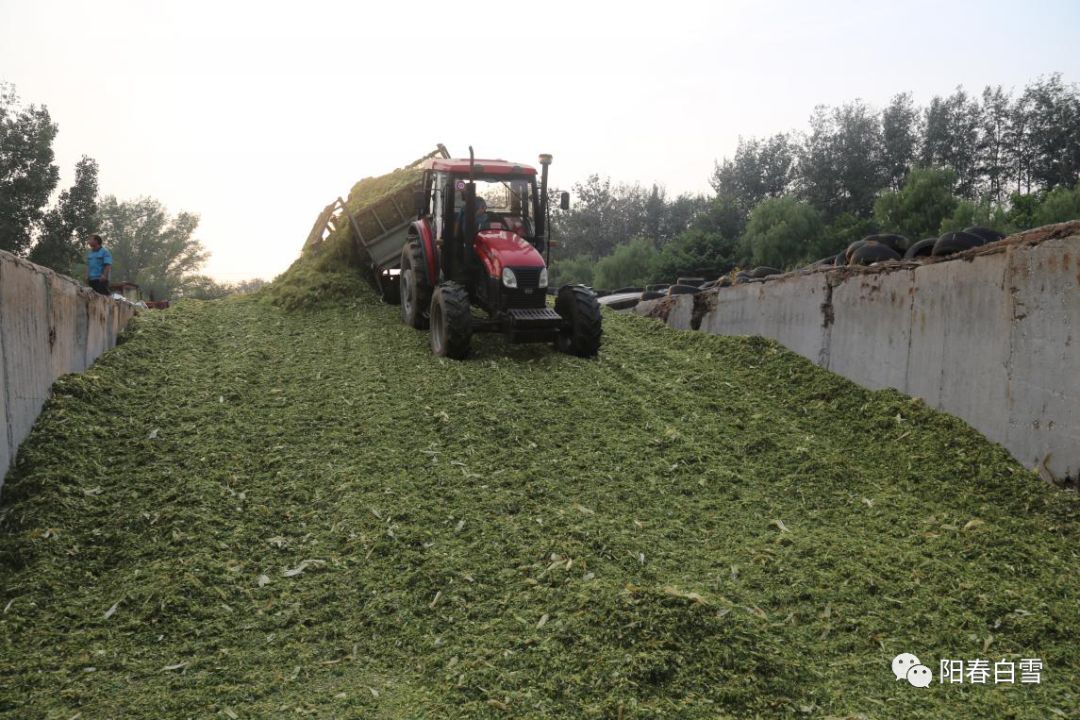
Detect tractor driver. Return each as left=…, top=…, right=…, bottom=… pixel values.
left=456, top=196, right=498, bottom=239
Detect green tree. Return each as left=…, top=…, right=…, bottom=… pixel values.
left=552, top=175, right=649, bottom=259
left=816, top=213, right=879, bottom=260
left=939, top=199, right=1007, bottom=234
left=921, top=88, right=982, bottom=198
left=28, top=156, right=99, bottom=274
left=549, top=255, right=594, bottom=287
left=231, top=278, right=267, bottom=295
left=797, top=100, right=885, bottom=219
left=0, top=84, right=59, bottom=255
left=710, top=133, right=796, bottom=219
left=978, top=85, right=1013, bottom=204
left=881, top=92, right=921, bottom=191
left=742, top=196, right=825, bottom=269
left=1032, top=182, right=1080, bottom=226
left=179, top=275, right=232, bottom=300
left=1020, top=74, right=1080, bottom=191
left=651, top=228, right=738, bottom=282
left=96, top=196, right=209, bottom=300
left=1004, top=191, right=1042, bottom=230
left=873, top=167, right=959, bottom=240
left=592, top=237, right=656, bottom=290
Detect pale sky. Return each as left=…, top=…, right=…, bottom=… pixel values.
left=2, top=0, right=1078, bottom=282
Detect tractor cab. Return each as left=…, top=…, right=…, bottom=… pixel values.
left=400, top=150, right=601, bottom=359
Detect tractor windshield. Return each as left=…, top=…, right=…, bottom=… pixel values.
left=453, top=177, right=535, bottom=220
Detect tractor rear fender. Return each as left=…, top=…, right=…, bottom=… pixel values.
left=411, top=219, right=438, bottom=284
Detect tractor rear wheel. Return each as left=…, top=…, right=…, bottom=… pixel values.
left=430, top=282, right=472, bottom=359
left=400, top=241, right=430, bottom=329
left=555, top=285, right=602, bottom=357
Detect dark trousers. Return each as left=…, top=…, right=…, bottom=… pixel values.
left=90, top=279, right=110, bottom=295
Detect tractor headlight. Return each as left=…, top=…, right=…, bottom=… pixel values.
left=538, top=268, right=548, bottom=288
left=501, top=267, right=518, bottom=288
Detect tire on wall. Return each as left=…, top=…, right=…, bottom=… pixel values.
left=904, top=238, right=937, bottom=259
left=848, top=243, right=901, bottom=266
left=863, top=233, right=909, bottom=253
left=963, top=226, right=1006, bottom=244
left=555, top=285, right=602, bottom=357
left=932, top=231, right=984, bottom=257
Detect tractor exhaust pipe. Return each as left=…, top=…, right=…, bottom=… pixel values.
left=538, top=153, right=553, bottom=265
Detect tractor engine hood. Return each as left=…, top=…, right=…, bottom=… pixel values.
left=474, top=229, right=545, bottom=277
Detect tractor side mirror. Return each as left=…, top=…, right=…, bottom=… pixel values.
left=559, top=191, right=570, bottom=211
left=413, top=190, right=426, bottom=216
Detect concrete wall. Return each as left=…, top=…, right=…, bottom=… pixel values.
left=0, top=250, right=137, bottom=490
left=634, top=223, right=1080, bottom=482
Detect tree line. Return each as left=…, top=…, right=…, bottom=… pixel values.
left=550, top=73, right=1080, bottom=290
left=0, top=83, right=245, bottom=299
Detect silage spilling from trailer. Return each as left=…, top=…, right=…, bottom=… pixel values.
left=261, top=151, right=435, bottom=310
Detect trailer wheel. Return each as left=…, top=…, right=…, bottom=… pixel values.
left=430, top=282, right=472, bottom=359
left=375, top=268, right=401, bottom=305
left=400, top=242, right=429, bottom=329
left=555, top=285, right=602, bottom=357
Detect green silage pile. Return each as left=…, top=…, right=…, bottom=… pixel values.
left=1, top=296, right=1078, bottom=718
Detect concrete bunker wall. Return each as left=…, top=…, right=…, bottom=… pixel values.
left=635, top=223, right=1080, bottom=482
left=0, top=250, right=137, bottom=490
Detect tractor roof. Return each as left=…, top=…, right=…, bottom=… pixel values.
left=422, top=157, right=538, bottom=176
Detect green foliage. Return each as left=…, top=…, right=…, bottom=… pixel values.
left=1017, top=74, right=1080, bottom=191
left=939, top=199, right=1008, bottom=234
left=551, top=177, right=706, bottom=259
left=96, top=196, right=208, bottom=300
left=710, top=134, right=795, bottom=218
left=28, top=156, right=99, bottom=274
left=693, top=193, right=749, bottom=241
left=743, top=196, right=824, bottom=269
left=1032, top=181, right=1080, bottom=226
left=1004, top=191, right=1043, bottom=230
left=592, top=236, right=656, bottom=290
left=937, top=182, right=1079, bottom=240
left=651, top=228, right=737, bottom=282
left=815, top=213, right=879, bottom=261
left=1, top=298, right=1076, bottom=718
left=549, top=255, right=594, bottom=287
left=881, top=92, right=920, bottom=191
left=873, top=167, right=959, bottom=239
left=798, top=100, right=885, bottom=219
left=177, top=275, right=233, bottom=300
left=921, top=88, right=981, bottom=197
left=0, top=84, right=59, bottom=254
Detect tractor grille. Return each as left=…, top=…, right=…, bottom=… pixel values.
left=511, top=266, right=543, bottom=289
left=504, top=266, right=546, bottom=309
left=505, top=288, right=546, bottom=309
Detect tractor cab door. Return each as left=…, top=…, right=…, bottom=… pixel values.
left=433, top=171, right=462, bottom=243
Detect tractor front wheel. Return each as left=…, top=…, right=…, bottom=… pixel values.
left=555, top=285, right=602, bottom=357
left=430, top=282, right=472, bottom=359
left=400, top=241, right=430, bottom=328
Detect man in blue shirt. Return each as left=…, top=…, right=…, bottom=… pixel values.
left=86, top=234, right=112, bottom=295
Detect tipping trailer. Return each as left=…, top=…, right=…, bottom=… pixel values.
left=344, top=145, right=602, bottom=359
left=336, top=144, right=453, bottom=303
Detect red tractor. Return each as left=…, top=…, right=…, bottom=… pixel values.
left=399, top=149, right=601, bottom=359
